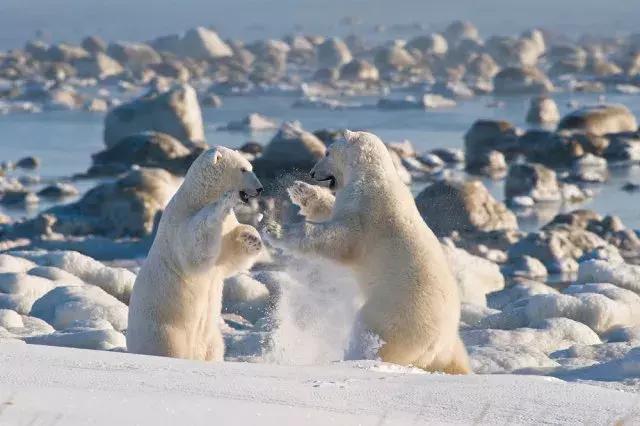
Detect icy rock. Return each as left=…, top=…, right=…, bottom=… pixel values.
left=493, top=66, right=554, bottom=95
left=464, top=119, right=519, bottom=172
left=74, top=52, right=124, bottom=79
left=0, top=254, right=36, bottom=273
left=0, top=273, right=59, bottom=314
left=317, top=38, right=352, bottom=69
left=501, top=256, right=548, bottom=280
left=460, top=304, right=501, bottom=328
left=106, top=42, right=161, bottom=72
left=30, top=285, right=128, bottom=331
left=13, top=251, right=136, bottom=303
left=25, top=328, right=126, bottom=351
left=37, top=182, right=79, bottom=199
left=0, top=308, right=23, bottom=328
left=487, top=279, right=559, bottom=310
left=577, top=259, right=640, bottom=295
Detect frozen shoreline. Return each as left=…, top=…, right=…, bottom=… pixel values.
left=0, top=343, right=638, bottom=425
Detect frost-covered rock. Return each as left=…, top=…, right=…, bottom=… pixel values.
left=74, top=52, right=124, bottom=79
left=30, top=285, right=128, bottom=331
left=443, top=245, right=505, bottom=306
left=339, top=59, right=380, bottom=82
left=106, top=42, right=161, bottom=72
left=487, top=279, right=559, bottom=310
left=13, top=251, right=136, bottom=303
left=464, top=120, right=519, bottom=172
left=0, top=254, right=36, bottom=273
left=501, top=256, right=548, bottom=280
left=170, top=27, right=233, bottom=60
left=104, top=83, right=205, bottom=149
left=0, top=273, right=60, bottom=314
left=577, top=260, right=640, bottom=295
left=25, top=327, right=126, bottom=351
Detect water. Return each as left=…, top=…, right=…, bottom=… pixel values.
left=2, top=92, right=640, bottom=229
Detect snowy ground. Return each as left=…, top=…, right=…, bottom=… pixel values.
left=1, top=343, right=639, bottom=426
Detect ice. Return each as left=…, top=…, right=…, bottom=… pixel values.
left=577, top=259, right=640, bottom=295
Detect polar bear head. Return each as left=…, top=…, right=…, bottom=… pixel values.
left=310, top=130, right=396, bottom=190
left=182, top=146, right=263, bottom=209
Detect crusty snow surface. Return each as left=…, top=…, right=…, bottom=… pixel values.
left=0, top=343, right=638, bottom=426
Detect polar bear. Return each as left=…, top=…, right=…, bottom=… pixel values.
left=127, top=146, right=264, bottom=361
left=285, top=131, right=471, bottom=374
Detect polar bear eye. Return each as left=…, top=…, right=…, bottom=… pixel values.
left=241, top=168, right=248, bottom=173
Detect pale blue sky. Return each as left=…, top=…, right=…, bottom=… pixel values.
left=0, top=0, right=637, bottom=49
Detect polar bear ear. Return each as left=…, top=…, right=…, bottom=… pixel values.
left=212, top=149, right=223, bottom=164
left=343, top=129, right=357, bottom=143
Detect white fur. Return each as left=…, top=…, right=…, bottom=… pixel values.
left=127, top=147, right=264, bottom=361
left=291, top=130, right=471, bottom=373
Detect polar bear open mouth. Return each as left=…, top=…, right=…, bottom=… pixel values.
left=316, top=176, right=336, bottom=189
left=239, top=191, right=253, bottom=203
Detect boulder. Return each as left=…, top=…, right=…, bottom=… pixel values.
left=106, top=42, right=162, bottom=72
left=603, top=132, right=640, bottom=162
left=416, top=179, right=518, bottom=237
left=103, top=83, right=205, bottom=149
left=406, top=33, right=448, bottom=56
left=177, top=27, right=233, bottom=60
left=339, top=59, right=379, bottom=82
left=253, top=121, right=326, bottom=180
left=73, top=52, right=124, bottom=79
left=464, top=119, right=519, bottom=171
left=444, top=20, right=481, bottom=45
left=90, top=131, right=195, bottom=176
left=374, top=44, right=416, bottom=71
left=222, top=113, right=278, bottom=132
left=81, top=36, right=107, bottom=54
left=505, top=163, right=561, bottom=203
left=558, top=104, right=638, bottom=136
left=526, top=96, right=560, bottom=124
left=493, top=66, right=553, bottom=95
left=316, top=38, right=352, bottom=69
left=45, top=167, right=181, bottom=238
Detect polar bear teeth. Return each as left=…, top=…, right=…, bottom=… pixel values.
left=239, top=191, right=250, bottom=203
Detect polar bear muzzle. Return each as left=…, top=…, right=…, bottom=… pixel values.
left=240, top=170, right=263, bottom=202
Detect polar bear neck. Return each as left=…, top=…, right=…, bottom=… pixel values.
left=173, top=159, right=228, bottom=213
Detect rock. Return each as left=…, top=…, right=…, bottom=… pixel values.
left=558, top=104, right=638, bottom=136
left=44, top=87, right=84, bottom=111
left=90, top=131, right=195, bottom=176
left=505, top=163, right=561, bottom=203
left=45, top=167, right=181, bottom=238
left=468, top=150, right=507, bottom=178
left=526, top=96, right=560, bottom=124
left=46, top=43, right=90, bottom=62
left=106, top=42, right=162, bottom=72
left=253, top=121, right=326, bottom=180
left=578, top=260, right=640, bottom=295
left=466, top=53, right=500, bottom=80
left=406, top=33, right=448, bottom=56
left=519, top=130, right=585, bottom=166
left=508, top=225, right=606, bottom=273
left=239, top=142, right=263, bottom=155
left=37, top=183, right=79, bottom=199
left=502, top=256, right=548, bottom=280
left=176, top=27, right=233, bottom=60
left=81, top=36, right=107, bottom=54
left=570, top=154, right=608, bottom=183
left=15, top=156, right=39, bottom=169
left=464, top=120, right=519, bottom=172
left=443, top=245, right=505, bottom=306
left=603, top=133, right=640, bottom=163
left=430, top=148, right=464, bottom=164
left=416, top=179, right=518, bottom=237
left=222, top=113, right=278, bottom=132
left=378, top=94, right=455, bottom=110
left=316, top=38, right=352, bottom=69
left=622, top=182, right=640, bottom=192
left=201, top=93, right=223, bottom=108
left=431, top=81, right=474, bottom=99
left=84, top=98, right=109, bottom=113
left=25, top=328, right=126, bottom=351
left=487, top=279, right=558, bottom=311
left=493, top=66, right=553, bottom=95
left=1, top=190, right=38, bottom=206
left=30, top=285, right=128, bottom=331
left=339, top=59, right=379, bottom=82
left=73, top=52, right=124, bottom=79
left=444, top=20, right=480, bottom=45
left=374, top=44, right=416, bottom=71
left=486, top=36, right=540, bottom=67
left=104, top=83, right=205, bottom=149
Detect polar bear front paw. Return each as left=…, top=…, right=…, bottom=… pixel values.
left=237, top=228, right=263, bottom=254
left=287, top=181, right=316, bottom=208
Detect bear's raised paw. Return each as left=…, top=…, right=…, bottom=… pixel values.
left=238, top=229, right=263, bottom=254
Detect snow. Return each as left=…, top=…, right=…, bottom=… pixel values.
left=0, top=343, right=638, bottom=426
